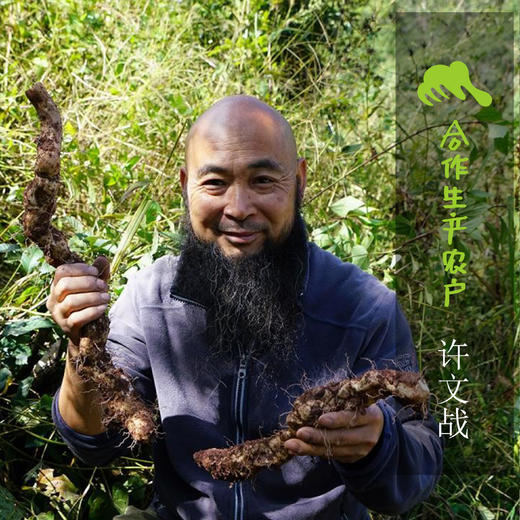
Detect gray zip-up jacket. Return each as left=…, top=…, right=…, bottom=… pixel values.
left=52, top=242, right=443, bottom=519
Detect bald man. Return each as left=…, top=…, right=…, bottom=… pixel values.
left=50, top=96, right=443, bottom=519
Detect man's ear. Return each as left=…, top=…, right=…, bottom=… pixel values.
left=180, top=167, right=188, bottom=192
left=296, top=157, right=307, bottom=198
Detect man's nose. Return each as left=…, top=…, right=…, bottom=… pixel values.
left=223, top=184, right=255, bottom=222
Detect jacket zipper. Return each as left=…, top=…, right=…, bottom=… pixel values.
left=170, top=292, right=248, bottom=519
left=233, top=352, right=247, bottom=520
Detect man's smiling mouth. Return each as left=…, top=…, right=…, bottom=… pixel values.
left=222, top=231, right=260, bottom=244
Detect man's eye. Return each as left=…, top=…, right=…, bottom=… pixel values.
left=204, top=179, right=226, bottom=186
left=255, top=177, right=274, bottom=184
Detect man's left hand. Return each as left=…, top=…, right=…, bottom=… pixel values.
left=284, top=404, right=385, bottom=464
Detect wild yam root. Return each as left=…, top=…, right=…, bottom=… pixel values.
left=193, top=369, right=429, bottom=482
left=23, top=82, right=156, bottom=443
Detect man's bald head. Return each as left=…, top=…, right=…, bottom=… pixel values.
left=180, top=94, right=307, bottom=257
left=184, top=95, right=298, bottom=172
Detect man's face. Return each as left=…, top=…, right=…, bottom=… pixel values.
left=180, top=106, right=306, bottom=257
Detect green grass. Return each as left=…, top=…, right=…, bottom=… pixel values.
left=0, top=0, right=518, bottom=518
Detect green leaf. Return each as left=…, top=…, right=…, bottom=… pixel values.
left=467, top=190, right=490, bottom=201
left=494, top=135, right=510, bottom=154
left=145, top=200, right=161, bottom=224
left=477, top=504, right=495, bottom=520
left=87, top=178, right=97, bottom=205
left=123, top=475, right=148, bottom=504
left=350, top=244, right=368, bottom=269
left=330, top=196, right=365, bottom=217
left=35, top=513, right=54, bottom=520
left=35, top=513, right=54, bottom=519
left=39, top=394, right=54, bottom=413
left=462, top=202, right=490, bottom=234
left=474, top=107, right=502, bottom=122
left=3, top=317, right=55, bottom=337
left=14, top=286, right=39, bottom=306
left=20, top=245, right=43, bottom=274
left=450, top=502, right=470, bottom=515
left=112, top=482, right=129, bottom=514
left=121, top=181, right=150, bottom=202
left=115, top=62, right=124, bottom=76
left=0, top=368, right=12, bottom=394
left=411, top=255, right=419, bottom=274
left=452, top=236, right=471, bottom=263
left=484, top=222, right=500, bottom=252
left=0, top=244, right=20, bottom=255
left=14, top=344, right=31, bottom=366
left=424, top=288, right=433, bottom=306
left=488, top=124, right=508, bottom=139
left=394, top=215, right=414, bottom=236
left=337, top=222, right=351, bottom=241
left=88, top=492, right=117, bottom=520
left=36, top=468, right=79, bottom=502
left=111, top=199, right=153, bottom=275
left=125, top=155, right=141, bottom=171
left=167, top=94, right=192, bottom=116
left=468, top=145, right=478, bottom=164
left=17, top=376, right=34, bottom=398
left=341, top=143, right=362, bottom=154
left=63, top=120, right=77, bottom=136
left=0, top=484, right=25, bottom=519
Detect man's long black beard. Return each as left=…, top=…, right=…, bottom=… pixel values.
left=172, top=206, right=308, bottom=368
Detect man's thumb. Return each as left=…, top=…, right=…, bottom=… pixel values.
left=93, top=255, right=110, bottom=283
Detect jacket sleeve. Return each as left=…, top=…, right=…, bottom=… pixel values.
left=52, top=270, right=155, bottom=466
left=333, top=291, right=443, bottom=514
left=51, top=386, right=131, bottom=466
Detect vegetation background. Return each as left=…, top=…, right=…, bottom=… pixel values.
left=0, top=0, right=517, bottom=518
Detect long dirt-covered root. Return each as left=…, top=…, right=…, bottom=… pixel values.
left=193, top=430, right=293, bottom=481
left=23, top=82, right=156, bottom=443
left=286, top=368, right=429, bottom=432
left=23, top=83, right=82, bottom=267
left=194, top=369, right=429, bottom=482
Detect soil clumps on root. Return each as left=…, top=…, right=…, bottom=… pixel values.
left=23, top=82, right=157, bottom=444
left=194, top=369, right=430, bottom=482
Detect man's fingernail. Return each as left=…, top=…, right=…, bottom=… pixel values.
left=97, top=279, right=107, bottom=289
left=298, top=432, right=310, bottom=442
left=320, top=418, right=332, bottom=427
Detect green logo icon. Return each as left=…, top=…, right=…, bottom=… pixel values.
left=417, top=61, right=492, bottom=107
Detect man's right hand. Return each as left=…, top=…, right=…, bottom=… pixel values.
left=46, top=257, right=111, bottom=346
